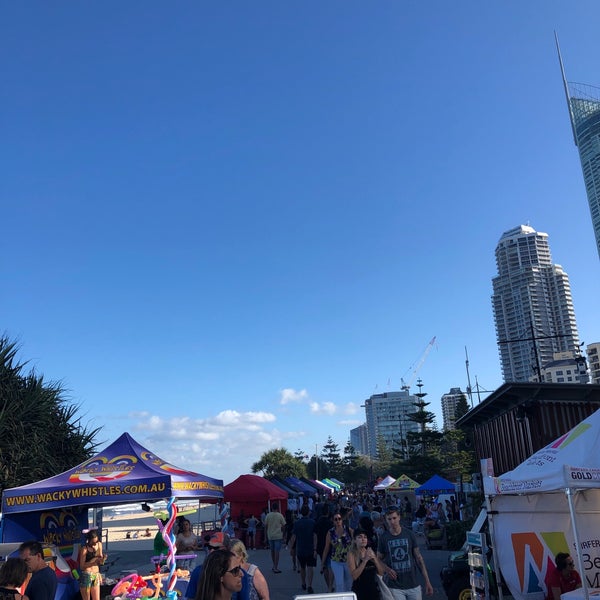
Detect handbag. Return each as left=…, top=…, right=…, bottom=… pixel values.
left=377, top=574, right=395, bottom=600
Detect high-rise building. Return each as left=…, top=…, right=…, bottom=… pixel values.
left=363, top=390, right=419, bottom=459
left=541, top=352, right=589, bottom=384
left=557, top=38, right=600, bottom=259
left=491, top=225, right=581, bottom=382
left=349, top=423, right=368, bottom=456
left=441, top=387, right=466, bottom=431
left=588, top=343, right=600, bottom=385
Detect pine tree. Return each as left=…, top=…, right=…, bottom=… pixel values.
left=321, top=436, right=343, bottom=477
left=406, top=380, right=442, bottom=456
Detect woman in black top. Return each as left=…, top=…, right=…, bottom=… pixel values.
left=347, top=528, right=384, bottom=600
left=0, top=557, right=29, bottom=600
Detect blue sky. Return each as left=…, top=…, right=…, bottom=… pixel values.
left=3, top=2, right=600, bottom=486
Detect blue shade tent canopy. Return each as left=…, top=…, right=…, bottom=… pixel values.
left=414, top=474, right=456, bottom=496
left=2, top=432, right=224, bottom=514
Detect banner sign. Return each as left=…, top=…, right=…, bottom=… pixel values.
left=2, top=432, right=224, bottom=514
left=491, top=493, right=600, bottom=600
left=564, top=465, right=600, bottom=488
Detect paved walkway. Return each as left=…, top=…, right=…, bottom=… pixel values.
left=106, top=536, right=453, bottom=600
left=247, top=540, right=452, bottom=600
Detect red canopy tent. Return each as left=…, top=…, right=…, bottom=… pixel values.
left=224, top=474, right=287, bottom=522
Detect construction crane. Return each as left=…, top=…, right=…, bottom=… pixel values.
left=400, top=336, right=437, bottom=392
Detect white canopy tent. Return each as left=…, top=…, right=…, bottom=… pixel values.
left=374, top=475, right=397, bottom=491
left=484, top=408, right=600, bottom=600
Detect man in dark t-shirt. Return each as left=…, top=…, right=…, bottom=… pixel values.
left=19, top=541, right=57, bottom=600
left=290, top=505, right=317, bottom=593
left=314, top=504, right=334, bottom=592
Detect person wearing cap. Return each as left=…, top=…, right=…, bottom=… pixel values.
left=184, top=532, right=229, bottom=600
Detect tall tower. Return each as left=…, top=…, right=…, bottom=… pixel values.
left=363, top=390, right=419, bottom=459
left=557, top=35, right=600, bottom=259
left=441, top=387, right=466, bottom=431
left=491, top=225, right=581, bottom=382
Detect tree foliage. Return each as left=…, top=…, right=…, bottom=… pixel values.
left=0, top=336, right=100, bottom=491
left=406, top=380, right=439, bottom=457
left=454, top=394, right=470, bottom=422
left=251, top=448, right=307, bottom=478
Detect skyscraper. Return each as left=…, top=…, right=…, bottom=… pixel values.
left=363, top=390, right=419, bottom=459
left=491, top=225, right=581, bottom=382
left=557, top=36, right=600, bottom=259
left=441, top=387, right=466, bottom=431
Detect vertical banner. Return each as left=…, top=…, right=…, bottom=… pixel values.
left=490, top=492, right=600, bottom=600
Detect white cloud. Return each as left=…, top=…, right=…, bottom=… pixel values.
left=128, top=409, right=290, bottom=485
left=343, top=402, right=360, bottom=415
left=117, top=392, right=350, bottom=485
left=309, top=401, right=337, bottom=415
left=279, top=388, right=308, bottom=405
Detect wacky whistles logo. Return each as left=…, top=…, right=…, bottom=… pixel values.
left=69, top=454, right=138, bottom=483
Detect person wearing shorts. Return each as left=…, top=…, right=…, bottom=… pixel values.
left=264, top=502, right=286, bottom=573
left=77, top=530, right=104, bottom=600
left=290, top=505, right=317, bottom=593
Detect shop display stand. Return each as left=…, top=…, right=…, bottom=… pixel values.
left=467, top=531, right=490, bottom=600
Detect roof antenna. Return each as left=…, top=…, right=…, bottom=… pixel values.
left=555, top=31, right=577, bottom=145
left=465, top=346, right=474, bottom=408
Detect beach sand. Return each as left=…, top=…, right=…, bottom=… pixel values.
left=101, top=505, right=219, bottom=546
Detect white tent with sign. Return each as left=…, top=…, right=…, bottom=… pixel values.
left=374, top=475, right=397, bottom=491
left=483, top=409, right=600, bottom=600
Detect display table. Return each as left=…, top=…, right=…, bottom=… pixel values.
left=561, top=588, right=600, bottom=600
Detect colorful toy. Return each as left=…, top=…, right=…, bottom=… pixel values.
left=111, top=497, right=193, bottom=600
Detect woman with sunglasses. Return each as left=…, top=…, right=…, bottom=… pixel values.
left=321, top=512, right=353, bottom=593
left=195, top=549, right=243, bottom=600
left=545, top=553, right=581, bottom=600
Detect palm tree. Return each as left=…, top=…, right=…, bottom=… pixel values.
left=0, top=336, right=100, bottom=490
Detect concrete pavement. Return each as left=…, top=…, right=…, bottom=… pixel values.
left=103, top=536, right=453, bottom=600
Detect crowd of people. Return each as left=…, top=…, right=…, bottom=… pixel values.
left=0, top=486, right=584, bottom=600
left=230, top=492, right=436, bottom=600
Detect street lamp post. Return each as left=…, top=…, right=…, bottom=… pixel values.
left=315, top=444, right=319, bottom=481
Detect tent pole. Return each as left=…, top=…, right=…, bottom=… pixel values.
left=566, top=488, right=588, bottom=600
left=485, top=495, right=504, bottom=600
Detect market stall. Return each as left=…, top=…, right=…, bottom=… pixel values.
left=224, top=474, right=287, bottom=547
left=1, top=432, right=223, bottom=600
left=374, top=474, right=397, bottom=491
left=483, top=409, right=600, bottom=600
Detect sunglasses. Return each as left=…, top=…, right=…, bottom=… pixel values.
left=567, top=561, right=575, bottom=567
left=333, top=517, right=342, bottom=521
left=226, top=566, right=243, bottom=577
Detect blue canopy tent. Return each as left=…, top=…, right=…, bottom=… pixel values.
left=299, top=477, right=322, bottom=495
left=414, top=474, right=456, bottom=496
left=285, top=476, right=316, bottom=496
left=268, top=477, right=302, bottom=498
